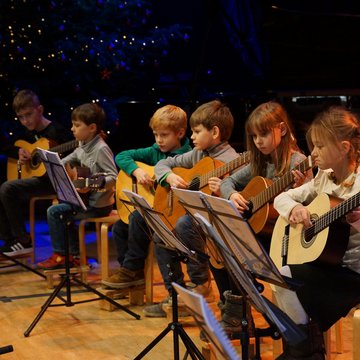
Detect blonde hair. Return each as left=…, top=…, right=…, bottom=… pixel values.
left=13, top=89, right=41, bottom=113
left=245, top=101, right=299, bottom=177
left=307, top=106, right=360, bottom=165
left=149, top=105, right=187, bottom=133
left=189, top=100, right=234, bottom=141
left=72, top=103, right=106, bottom=137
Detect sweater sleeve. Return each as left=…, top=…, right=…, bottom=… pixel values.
left=154, top=150, right=197, bottom=186
left=115, top=146, right=156, bottom=175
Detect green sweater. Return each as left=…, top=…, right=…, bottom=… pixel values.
left=115, top=137, right=191, bottom=175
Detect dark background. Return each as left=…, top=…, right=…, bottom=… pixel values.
left=1, top=0, right=360, bottom=168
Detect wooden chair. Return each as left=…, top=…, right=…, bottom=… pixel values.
left=29, top=194, right=58, bottom=263
left=353, top=308, right=360, bottom=360
left=78, top=209, right=120, bottom=276
left=78, top=210, right=155, bottom=306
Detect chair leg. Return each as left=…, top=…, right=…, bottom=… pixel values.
left=144, top=242, right=154, bottom=304
left=353, top=309, right=360, bottom=360
left=100, top=223, right=110, bottom=280
left=78, top=220, right=87, bottom=267
left=334, top=320, right=343, bottom=354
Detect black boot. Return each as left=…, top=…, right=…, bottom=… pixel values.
left=220, top=290, right=255, bottom=340
left=276, top=321, right=325, bottom=360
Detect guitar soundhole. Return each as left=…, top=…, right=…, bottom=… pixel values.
left=30, top=151, right=41, bottom=169
left=243, top=201, right=254, bottom=219
left=189, top=177, right=200, bottom=191
left=301, top=213, right=318, bottom=248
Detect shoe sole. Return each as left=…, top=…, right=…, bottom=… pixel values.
left=143, top=310, right=166, bottom=318
left=101, top=278, right=145, bottom=289
left=2, top=248, right=33, bottom=257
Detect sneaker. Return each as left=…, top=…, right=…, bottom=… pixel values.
left=143, top=297, right=169, bottom=318
left=1, top=241, right=33, bottom=257
left=101, top=267, right=145, bottom=289
left=37, top=253, right=66, bottom=270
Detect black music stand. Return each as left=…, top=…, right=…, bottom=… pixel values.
left=23, top=149, right=140, bottom=337
left=0, top=344, right=13, bottom=356
left=172, top=282, right=241, bottom=360
left=121, top=189, right=205, bottom=360
left=172, top=188, right=306, bottom=360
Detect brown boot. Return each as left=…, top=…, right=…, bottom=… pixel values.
left=220, top=290, right=255, bottom=340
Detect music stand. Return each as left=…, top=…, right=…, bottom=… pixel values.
left=172, top=188, right=306, bottom=359
left=172, top=282, right=240, bottom=360
left=121, top=189, right=205, bottom=360
left=23, top=149, right=140, bottom=337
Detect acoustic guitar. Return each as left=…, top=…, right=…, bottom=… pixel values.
left=116, top=162, right=156, bottom=224
left=7, top=138, right=78, bottom=180
left=240, top=156, right=312, bottom=236
left=269, top=191, right=360, bottom=268
left=153, top=152, right=250, bottom=230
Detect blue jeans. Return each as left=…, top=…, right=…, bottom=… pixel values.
left=47, top=202, right=113, bottom=256
left=0, top=176, right=55, bottom=244
left=112, top=210, right=152, bottom=270
left=155, top=214, right=210, bottom=292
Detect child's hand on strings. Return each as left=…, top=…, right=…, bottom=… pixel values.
left=208, top=177, right=221, bottom=196
left=133, top=168, right=154, bottom=186
left=229, top=192, right=249, bottom=214
left=292, top=169, right=307, bottom=188
left=166, top=173, right=189, bottom=189
left=289, top=204, right=312, bottom=228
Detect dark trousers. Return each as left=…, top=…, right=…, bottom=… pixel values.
left=0, top=176, right=55, bottom=244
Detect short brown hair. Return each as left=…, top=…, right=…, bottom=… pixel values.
left=149, top=105, right=187, bottom=132
left=189, top=100, right=234, bottom=141
left=71, top=103, right=106, bottom=134
left=13, top=89, right=41, bottom=113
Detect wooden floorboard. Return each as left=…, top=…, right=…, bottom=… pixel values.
left=0, top=228, right=356, bottom=359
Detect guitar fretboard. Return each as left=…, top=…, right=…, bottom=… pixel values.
left=309, top=191, right=360, bottom=237
left=251, top=156, right=312, bottom=212
left=50, top=139, right=79, bottom=154
left=198, top=152, right=250, bottom=189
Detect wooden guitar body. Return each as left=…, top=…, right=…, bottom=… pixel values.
left=7, top=138, right=78, bottom=180
left=153, top=157, right=224, bottom=229
left=116, top=162, right=156, bottom=224
left=7, top=138, right=52, bottom=180
left=270, top=193, right=349, bottom=268
left=240, top=176, right=278, bottom=235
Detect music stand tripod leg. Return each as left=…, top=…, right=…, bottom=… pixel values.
left=134, top=262, right=205, bottom=360
left=24, top=216, right=140, bottom=337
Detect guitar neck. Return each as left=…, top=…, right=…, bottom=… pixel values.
left=50, top=139, right=78, bottom=154
left=252, top=155, right=312, bottom=212
left=198, top=152, right=250, bottom=189
left=314, top=191, right=360, bottom=235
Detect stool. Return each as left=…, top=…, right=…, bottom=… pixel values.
left=78, top=211, right=155, bottom=307
left=97, top=241, right=155, bottom=311
left=43, top=265, right=90, bottom=289
left=78, top=209, right=120, bottom=276
left=29, top=194, right=58, bottom=263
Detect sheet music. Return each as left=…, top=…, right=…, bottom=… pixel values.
left=36, top=148, right=87, bottom=210
left=172, top=282, right=240, bottom=360
left=172, top=188, right=285, bottom=286
left=194, top=214, right=306, bottom=345
left=121, top=189, right=196, bottom=260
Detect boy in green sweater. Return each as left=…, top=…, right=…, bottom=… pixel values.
left=102, top=105, right=191, bottom=288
